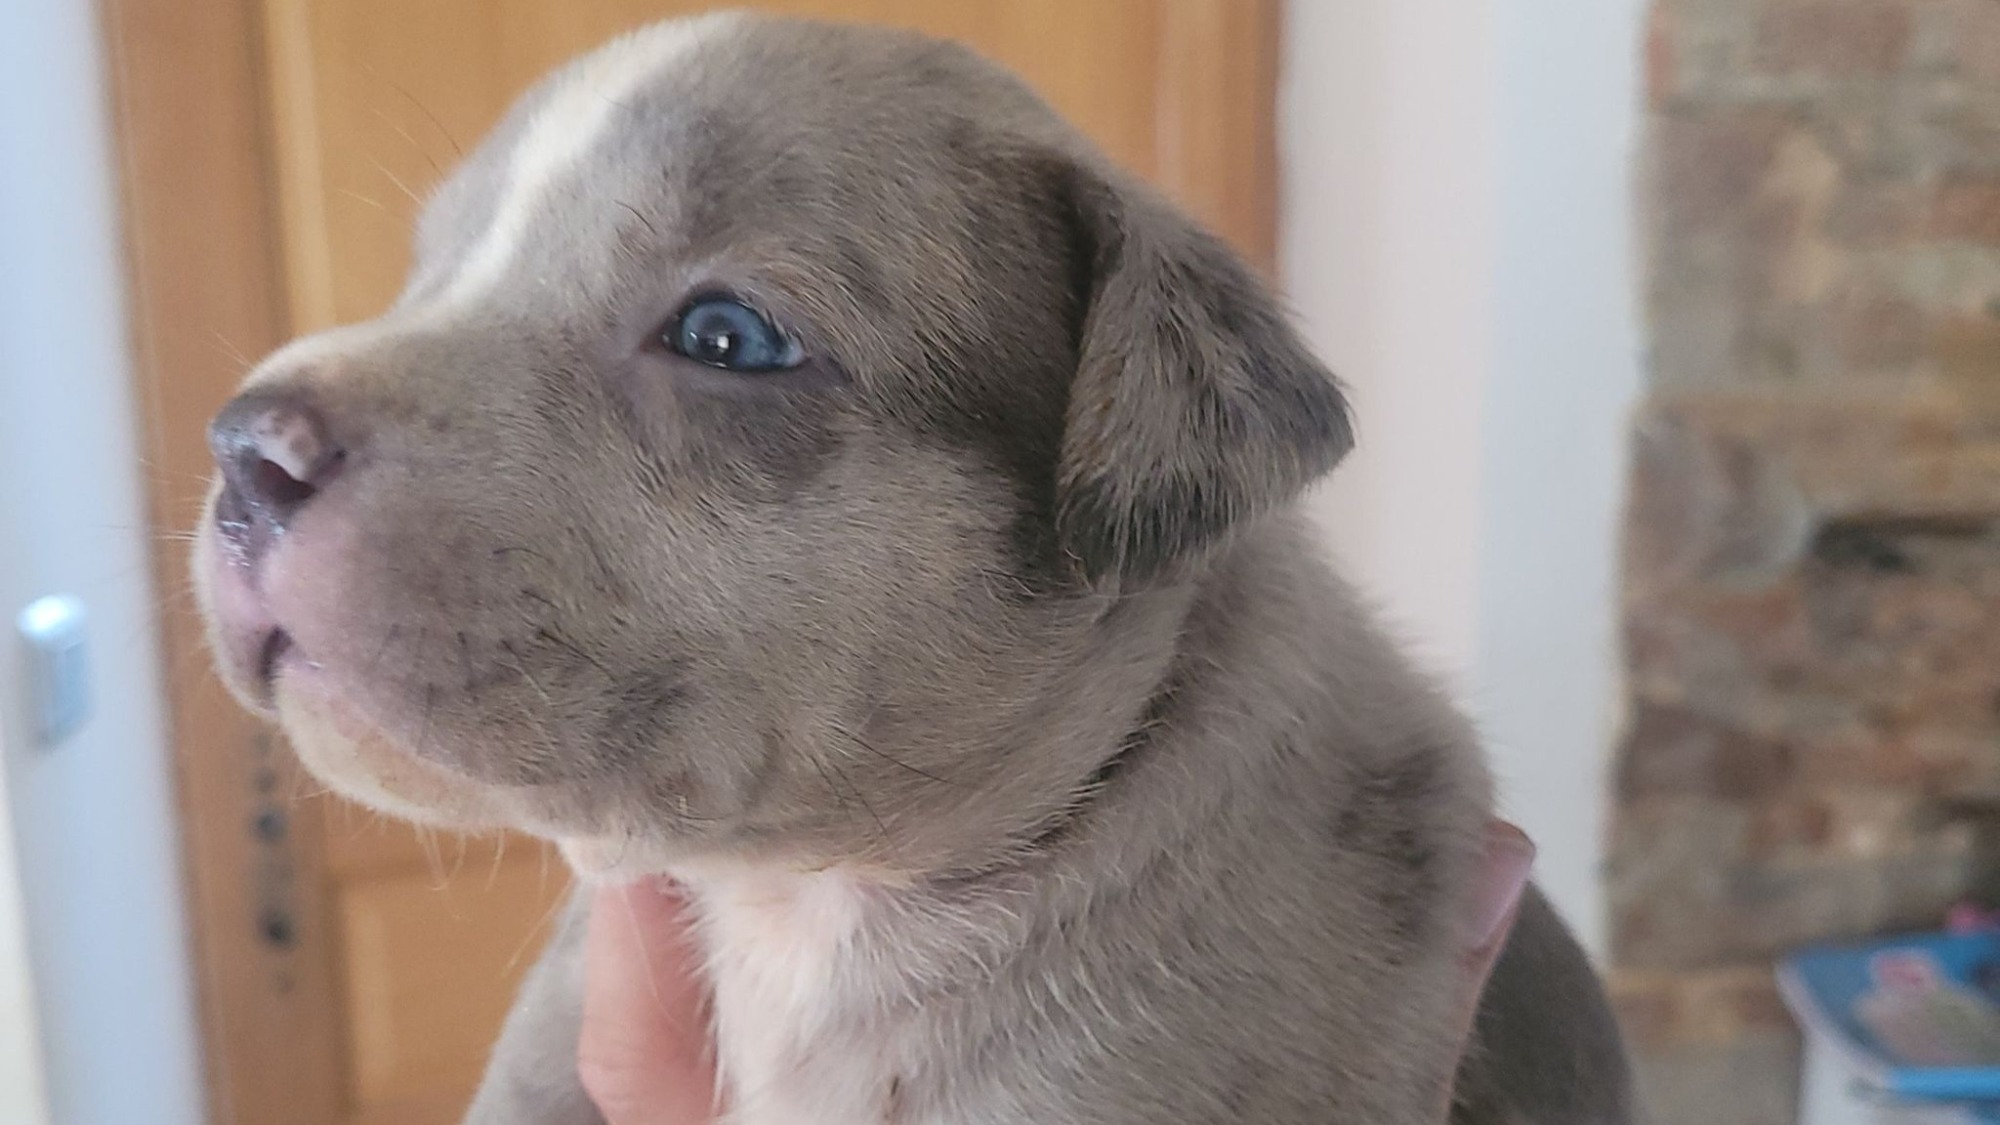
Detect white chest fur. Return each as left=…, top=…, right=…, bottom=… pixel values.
left=673, top=865, right=906, bottom=1125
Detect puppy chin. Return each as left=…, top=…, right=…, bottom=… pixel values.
left=275, top=677, right=508, bottom=831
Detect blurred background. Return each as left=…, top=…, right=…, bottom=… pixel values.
left=0, top=1, right=1993, bottom=1124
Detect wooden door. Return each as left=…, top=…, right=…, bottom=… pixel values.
left=104, top=2, right=1277, bottom=1123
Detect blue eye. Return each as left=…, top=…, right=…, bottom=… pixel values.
left=668, top=296, right=803, bottom=372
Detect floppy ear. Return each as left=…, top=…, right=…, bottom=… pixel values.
left=1055, top=165, right=1354, bottom=585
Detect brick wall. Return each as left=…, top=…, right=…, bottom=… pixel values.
left=1617, top=1, right=2000, bottom=1120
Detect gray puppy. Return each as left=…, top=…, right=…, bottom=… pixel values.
left=194, top=12, right=1633, bottom=1124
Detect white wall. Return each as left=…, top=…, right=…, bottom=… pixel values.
left=0, top=2, right=208, bottom=1122
left=1283, top=0, right=1646, bottom=955
left=1285, top=1, right=1497, bottom=691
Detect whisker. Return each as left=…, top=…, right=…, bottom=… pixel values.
left=365, top=105, right=444, bottom=177
left=615, top=200, right=659, bottom=238
left=487, top=830, right=510, bottom=892
left=362, top=153, right=424, bottom=207
left=505, top=658, right=570, bottom=780
left=416, top=824, right=447, bottom=889
left=368, top=66, right=464, bottom=158
left=502, top=880, right=574, bottom=976
left=491, top=544, right=559, bottom=567
left=498, top=640, right=555, bottom=710
left=806, top=754, right=853, bottom=819
left=447, top=832, right=471, bottom=884
left=831, top=720, right=958, bottom=787
left=815, top=751, right=902, bottom=867
left=416, top=680, right=438, bottom=761
left=835, top=757, right=899, bottom=862
left=208, top=330, right=255, bottom=372
left=335, top=187, right=393, bottom=215
left=535, top=626, right=613, bottom=679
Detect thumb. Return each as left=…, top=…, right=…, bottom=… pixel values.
left=1463, top=821, right=1535, bottom=971
left=577, top=880, right=719, bottom=1125
left=1437, top=821, right=1535, bottom=1118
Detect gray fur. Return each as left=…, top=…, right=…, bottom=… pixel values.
left=193, top=13, right=1632, bottom=1123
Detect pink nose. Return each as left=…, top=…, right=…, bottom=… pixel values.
left=208, top=387, right=346, bottom=535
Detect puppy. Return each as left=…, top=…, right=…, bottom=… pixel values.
left=195, top=13, right=1633, bottom=1124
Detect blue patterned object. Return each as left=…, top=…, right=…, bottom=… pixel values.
left=1781, top=932, right=2000, bottom=1105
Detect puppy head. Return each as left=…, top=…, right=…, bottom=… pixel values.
left=195, top=13, right=1350, bottom=878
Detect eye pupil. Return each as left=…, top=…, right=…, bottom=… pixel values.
left=667, top=297, right=802, bottom=373
left=695, top=329, right=736, bottom=362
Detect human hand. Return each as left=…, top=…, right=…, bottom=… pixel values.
left=576, top=881, right=716, bottom=1125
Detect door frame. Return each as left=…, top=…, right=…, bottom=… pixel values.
left=0, top=726, right=49, bottom=1125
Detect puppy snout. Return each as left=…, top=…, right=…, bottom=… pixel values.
left=208, top=386, right=346, bottom=540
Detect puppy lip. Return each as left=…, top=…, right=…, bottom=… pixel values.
left=199, top=512, right=292, bottom=711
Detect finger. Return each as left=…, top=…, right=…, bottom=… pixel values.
left=1462, top=821, right=1535, bottom=974
left=577, top=880, right=719, bottom=1125
left=1437, top=821, right=1535, bottom=1120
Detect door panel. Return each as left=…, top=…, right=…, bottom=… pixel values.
left=338, top=855, right=565, bottom=1107
left=109, top=2, right=1277, bottom=1122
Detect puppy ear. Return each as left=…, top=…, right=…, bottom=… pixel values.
left=1055, top=165, right=1353, bottom=585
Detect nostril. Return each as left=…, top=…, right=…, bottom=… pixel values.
left=209, top=389, right=346, bottom=524
left=251, top=455, right=320, bottom=510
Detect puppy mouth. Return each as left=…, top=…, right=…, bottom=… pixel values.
left=197, top=498, right=317, bottom=714
left=256, top=628, right=295, bottom=696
